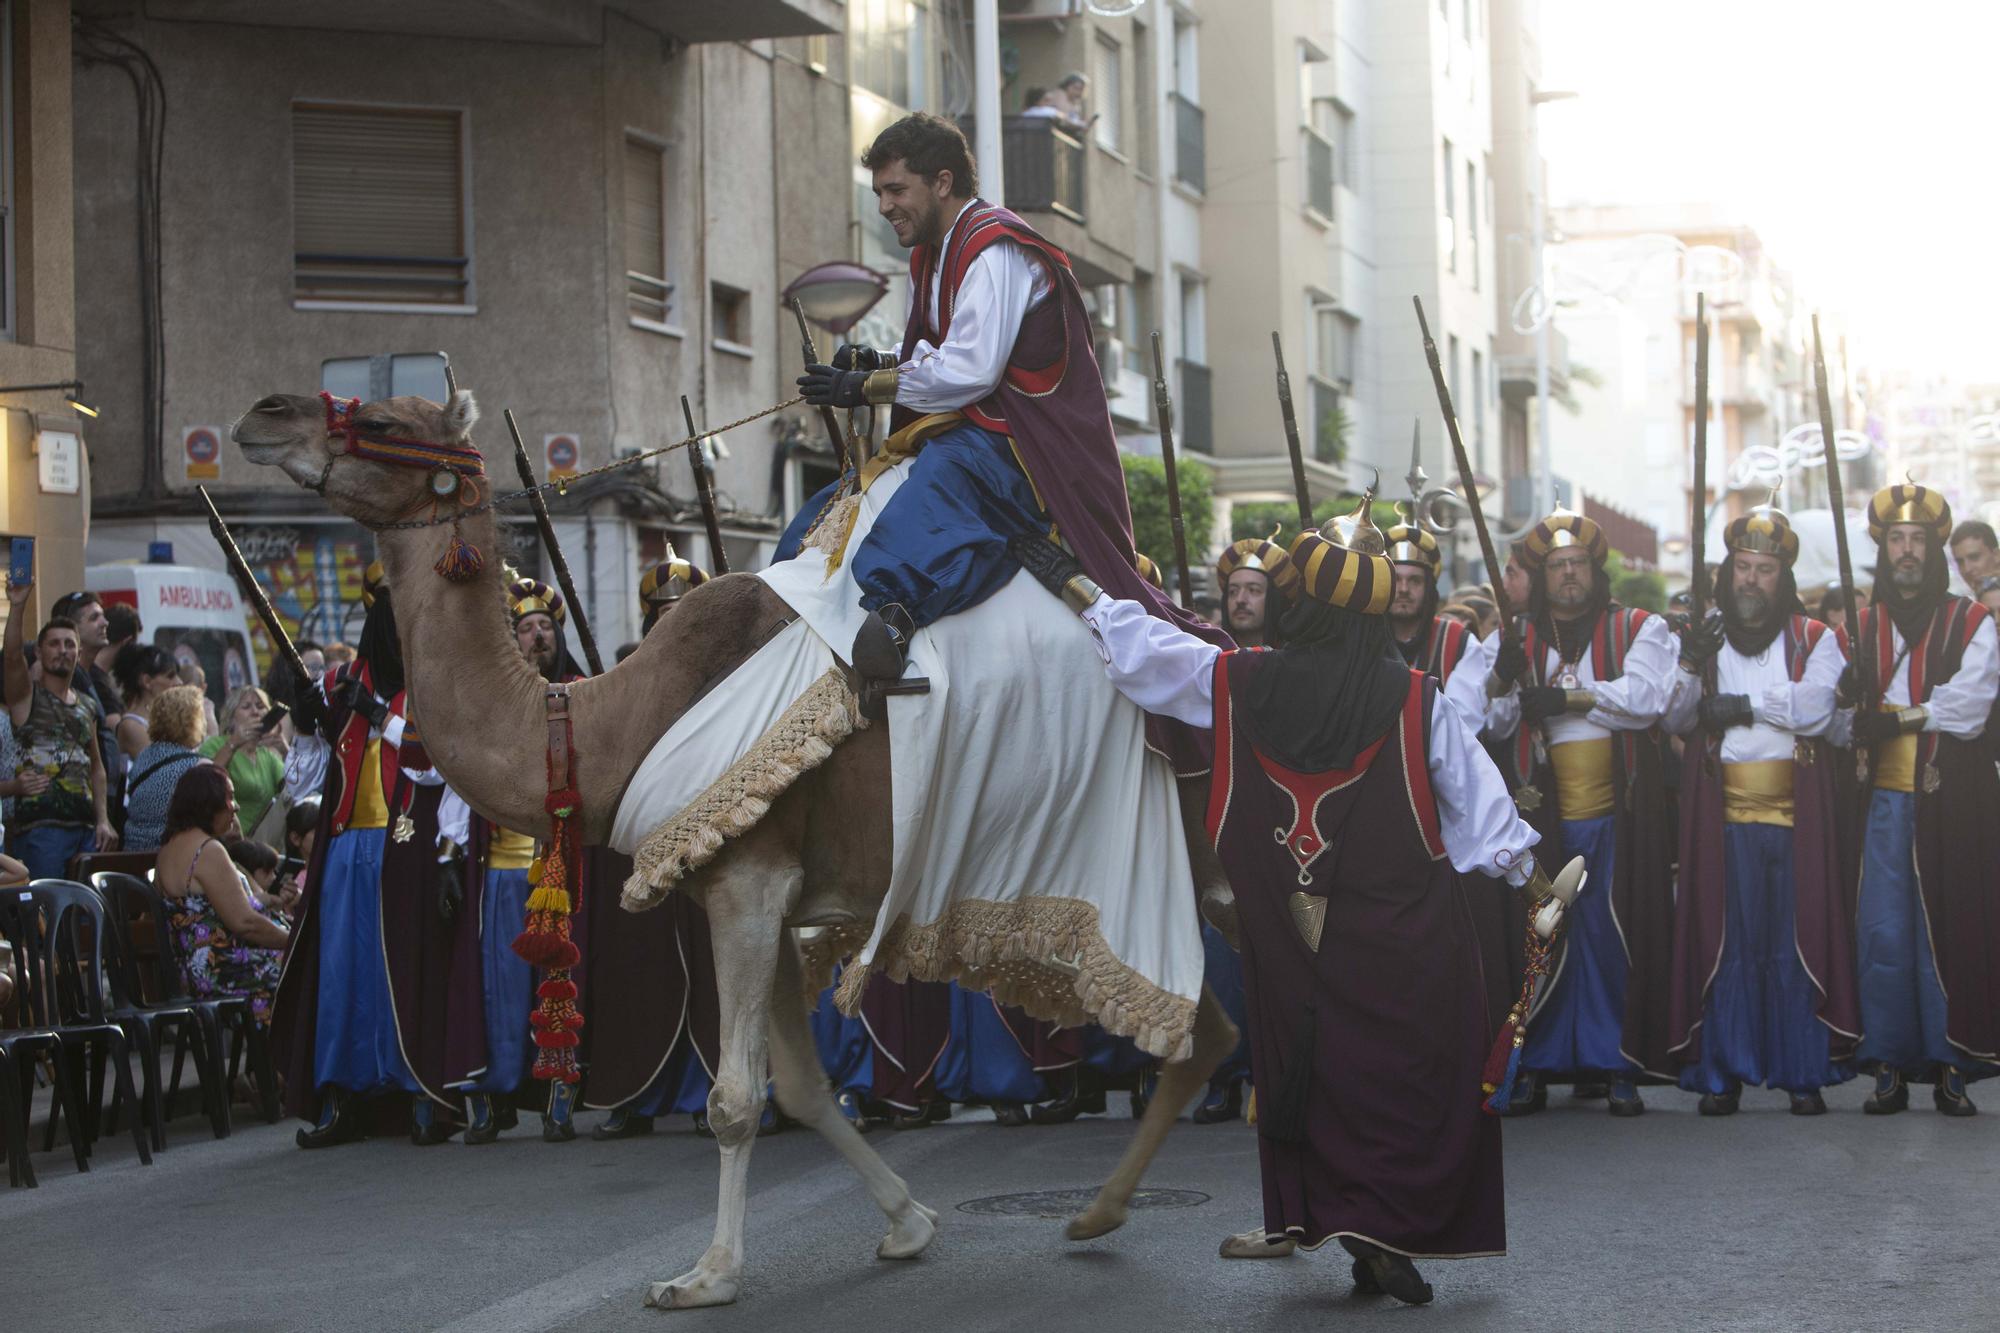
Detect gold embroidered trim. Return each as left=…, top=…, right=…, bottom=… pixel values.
left=621, top=668, right=866, bottom=910
left=829, top=897, right=1197, bottom=1062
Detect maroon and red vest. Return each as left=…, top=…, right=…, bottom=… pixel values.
left=1504, top=605, right=1656, bottom=794
left=1857, top=597, right=1991, bottom=781
left=1412, top=615, right=1472, bottom=690
left=320, top=661, right=408, bottom=837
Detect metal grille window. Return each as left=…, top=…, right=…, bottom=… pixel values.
left=293, top=103, right=469, bottom=305
left=624, top=134, right=673, bottom=328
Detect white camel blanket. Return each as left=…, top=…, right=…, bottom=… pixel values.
left=609, top=457, right=1203, bottom=1058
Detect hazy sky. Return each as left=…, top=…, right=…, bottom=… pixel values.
left=1537, top=0, right=1999, bottom=382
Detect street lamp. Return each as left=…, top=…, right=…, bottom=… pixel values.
left=782, top=262, right=890, bottom=336
left=0, top=379, right=98, bottom=418
left=1529, top=89, right=1577, bottom=519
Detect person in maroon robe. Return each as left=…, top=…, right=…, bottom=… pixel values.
left=1010, top=497, right=1566, bottom=1307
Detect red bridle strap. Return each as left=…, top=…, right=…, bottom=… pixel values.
left=320, top=392, right=485, bottom=478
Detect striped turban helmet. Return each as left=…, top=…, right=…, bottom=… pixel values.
left=640, top=547, right=710, bottom=616
left=1285, top=481, right=1394, bottom=615
left=1867, top=481, right=1951, bottom=545
left=1724, top=494, right=1800, bottom=566
left=1384, top=521, right=1443, bottom=577
left=506, top=576, right=566, bottom=627
left=1520, top=507, right=1608, bottom=568
left=1214, top=535, right=1300, bottom=599
left=1133, top=552, right=1165, bottom=592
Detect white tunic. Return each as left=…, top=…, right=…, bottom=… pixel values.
left=1459, top=612, right=1679, bottom=744
left=895, top=200, right=1055, bottom=413
left=1078, top=594, right=1542, bottom=886
left=1662, top=627, right=1845, bottom=762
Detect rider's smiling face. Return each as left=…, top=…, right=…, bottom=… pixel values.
left=873, top=159, right=958, bottom=250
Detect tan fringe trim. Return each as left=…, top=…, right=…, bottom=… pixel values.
left=802, top=492, right=863, bottom=575
left=622, top=669, right=865, bottom=911
left=797, top=922, right=874, bottom=1000
left=830, top=897, right=1197, bottom=1062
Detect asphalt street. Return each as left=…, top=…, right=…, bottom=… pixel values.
left=12, top=1078, right=1996, bottom=1332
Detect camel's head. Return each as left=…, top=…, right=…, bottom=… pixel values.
left=232, top=390, right=484, bottom=526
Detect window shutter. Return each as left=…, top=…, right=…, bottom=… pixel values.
left=293, top=104, right=468, bottom=303
left=624, top=137, right=671, bottom=323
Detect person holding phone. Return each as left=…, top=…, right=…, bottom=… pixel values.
left=4, top=576, right=118, bottom=876
left=201, top=685, right=289, bottom=838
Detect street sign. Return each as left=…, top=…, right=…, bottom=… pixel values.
left=38, top=430, right=80, bottom=494
left=544, top=432, right=580, bottom=480
left=183, top=425, right=223, bottom=483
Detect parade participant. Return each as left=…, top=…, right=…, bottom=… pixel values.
left=1215, top=536, right=1287, bottom=650
left=272, top=563, right=432, bottom=1146
left=1385, top=521, right=1473, bottom=685
left=1455, top=508, right=1678, bottom=1115
left=584, top=562, right=724, bottom=1141
left=791, top=111, right=1226, bottom=726
left=1842, top=483, right=2000, bottom=1115
left=1010, top=499, right=1561, bottom=1306
left=1665, top=501, right=1858, bottom=1115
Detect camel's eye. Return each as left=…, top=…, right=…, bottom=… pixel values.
left=357, top=418, right=394, bottom=433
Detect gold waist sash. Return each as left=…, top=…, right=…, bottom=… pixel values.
left=1874, top=727, right=1918, bottom=794
left=490, top=827, right=536, bottom=871
left=1722, top=760, right=1794, bottom=827
left=348, top=739, right=388, bottom=831
left=1551, top=738, right=1616, bottom=821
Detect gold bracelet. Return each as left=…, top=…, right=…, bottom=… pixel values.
left=862, top=368, right=900, bottom=405
left=1059, top=573, right=1105, bottom=613
left=1563, top=689, right=1598, bottom=715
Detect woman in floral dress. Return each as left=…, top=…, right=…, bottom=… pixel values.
left=153, top=764, right=289, bottom=1025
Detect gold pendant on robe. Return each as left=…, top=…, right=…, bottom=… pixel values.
left=1514, top=784, right=1543, bottom=813
left=1922, top=763, right=1942, bottom=794
left=1794, top=736, right=1815, bottom=766
left=392, top=814, right=417, bottom=844
left=1288, top=891, right=1327, bottom=954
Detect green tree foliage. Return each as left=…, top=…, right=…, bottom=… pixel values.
left=1604, top=548, right=1666, bottom=612
left=1122, top=453, right=1215, bottom=572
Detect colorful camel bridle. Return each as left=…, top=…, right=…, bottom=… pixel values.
left=317, top=391, right=488, bottom=582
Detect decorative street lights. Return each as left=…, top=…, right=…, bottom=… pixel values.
left=781, top=262, right=890, bottom=336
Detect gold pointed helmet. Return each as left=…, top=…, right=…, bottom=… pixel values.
left=1284, top=473, right=1395, bottom=614
left=1867, top=480, right=1951, bottom=545
left=639, top=543, right=711, bottom=615
left=1521, top=506, right=1608, bottom=568
left=1724, top=490, right=1800, bottom=566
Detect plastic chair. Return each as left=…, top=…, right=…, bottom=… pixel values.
left=90, top=873, right=229, bottom=1145
left=95, top=871, right=274, bottom=1129
left=0, top=1043, right=34, bottom=1187
left=18, top=881, right=155, bottom=1170
left=0, top=888, right=101, bottom=1181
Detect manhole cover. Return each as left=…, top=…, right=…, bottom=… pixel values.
left=957, top=1188, right=1210, bottom=1218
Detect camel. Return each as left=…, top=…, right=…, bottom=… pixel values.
left=232, top=389, right=1240, bottom=1310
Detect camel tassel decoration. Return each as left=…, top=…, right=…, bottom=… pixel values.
left=514, top=688, right=586, bottom=1082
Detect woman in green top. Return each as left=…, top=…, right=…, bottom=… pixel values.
left=199, top=685, right=288, bottom=838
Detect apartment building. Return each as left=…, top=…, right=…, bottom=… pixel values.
left=74, top=0, right=842, bottom=655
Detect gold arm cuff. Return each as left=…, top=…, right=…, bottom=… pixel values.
left=862, top=368, right=900, bottom=405
left=1563, top=689, right=1598, bottom=715
left=1060, top=573, right=1105, bottom=614
left=1896, top=705, right=1928, bottom=735
left=1521, top=861, right=1554, bottom=904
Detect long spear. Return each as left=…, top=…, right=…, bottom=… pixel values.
left=1272, top=332, right=1315, bottom=532
left=1812, top=314, right=1866, bottom=702
left=1148, top=331, right=1194, bottom=610
left=198, top=485, right=312, bottom=689
left=679, top=395, right=731, bottom=574
left=504, top=409, right=605, bottom=676
left=788, top=298, right=852, bottom=473
left=1690, top=292, right=1711, bottom=621
left=1413, top=297, right=1512, bottom=626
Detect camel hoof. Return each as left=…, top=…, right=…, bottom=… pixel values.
left=1064, top=1202, right=1128, bottom=1241
left=643, top=1268, right=740, bottom=1310
left=877, top=1201, right=939, bottom=1259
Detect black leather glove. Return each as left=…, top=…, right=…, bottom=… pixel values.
left=290, top=680, right=330, bottom=740
left=1851, top=708, right=1923, bottom=745
left=1698, top=693, right=1754, bottom=733
left=1836, top=665, right=1859, bottom=709
left=831, top=344, right=888, bottom=373
left=434, top=848, right=465, bottom=924
left=1519, top=685, right=1569, bottom=725
left=1492, top=635, right=1528, bottom=687
left=1007, top=533, right=1089, bottom=601
left=797, top=363, right=870, bottom=408
left=332, top=677, right=391, bottom=732
left=1679, top=610, right=1725, bottom=670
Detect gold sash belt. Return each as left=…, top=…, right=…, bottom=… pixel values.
left=1551, top=738, right=1615, bottom=821
left=1722, top=759, right=1794, bottom=827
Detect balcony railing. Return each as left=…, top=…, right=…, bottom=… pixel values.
left=1303, top=128, right=1335, bottom=220
left=1170, top=93, right=1205, bottom=192
left=973, top=115, right=1086, bottom=222
left=1177, top=358, right=1212, bottom=453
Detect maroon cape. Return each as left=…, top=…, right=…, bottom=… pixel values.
left=1209, top=659, right=1501, bottom=1257
left=1858, top=598, right=2000, bottom=1064
left=895, top=199, right=1231, bottom=773
left=1667, top=615, right=1861, bottom=1067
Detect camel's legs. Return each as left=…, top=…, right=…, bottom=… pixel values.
left=768, top=934, right=939, bottom=1259
left=1066, top=984, right=1238, bottom=1241
left=644, top=859, right=792, bottom=1311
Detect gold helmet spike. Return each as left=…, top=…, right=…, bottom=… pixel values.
left=1318, top=469, right=1386, bottom=556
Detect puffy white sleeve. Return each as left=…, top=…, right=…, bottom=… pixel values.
left=1757, top=627, right=1845, bottom=736
left=1430, top=690, right=1540, bottom=885
left=1587, top=614, right=1676, bottom=730
left=1452, top=628, right=1522, bottom=739
left=436, top=788, right=471, bottom=850
left=1923, top=613, right=1999, bottom=739
left=895, top=241, right=1053, bottom=412
left=1662, top=665, right=1703, bottom=737
left=1077, top=593, right=1219, bottom=730
left=283, top=734, right=329, bottom=803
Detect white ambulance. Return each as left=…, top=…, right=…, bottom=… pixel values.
left=85, top=562, right=260, bottom=704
